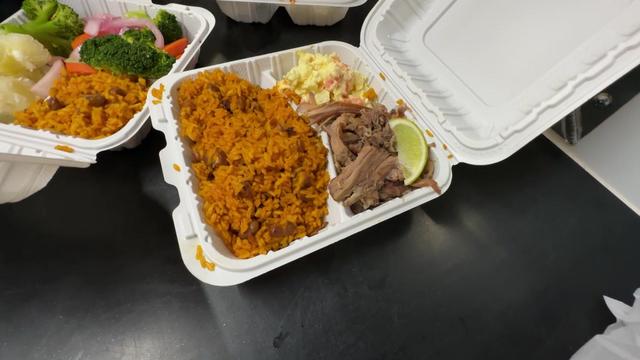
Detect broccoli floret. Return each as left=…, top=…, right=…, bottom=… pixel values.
left=155, top=51, right=177, bottom=76
left=80, top=35, right=175, bottom=79
left=153, top=10, right=182, bottom=44
left=0, top=0, right=83, bottom=57
left=21, top=0, right=57, bottom=21
left=48, top=3, right=84, bottom=39
left=122, top=29, right=156, bottom=46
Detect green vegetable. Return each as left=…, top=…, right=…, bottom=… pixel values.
left=21, top=0, right=57, bottom=20
left=0, top=0, right=83, bottom=57
left=125, top=10, right=149, bottom=19
left=153, top=10, right=182, bottom=44
left=125, top=9, right=183, bottom=45
left=80, top=35, right=175, bottom=79
left=122, top=29, right=156, bottom=46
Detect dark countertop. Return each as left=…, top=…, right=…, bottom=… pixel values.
left=1, top=1, right=639, bottom=359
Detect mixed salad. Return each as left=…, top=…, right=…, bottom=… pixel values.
left=0, top=0, right=189, bottom=135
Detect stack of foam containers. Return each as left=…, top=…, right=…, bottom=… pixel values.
left=149, top=0, right=640, bottom=285
left=0, top=0, right=215, bottom=203
left=216, top=0, right=367, bottom=25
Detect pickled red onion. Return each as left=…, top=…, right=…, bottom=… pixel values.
left=47, top=56, right=64, bottom=65
left=31, top=59, right=65, bottom=98
left=68, top=46, right=81, bottom=61
left=83, top=15, right=164, bottom=48
left=83, top=14, right=115, bottom=36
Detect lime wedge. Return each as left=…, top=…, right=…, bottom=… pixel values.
left=389, top=118, right=428, bottom=185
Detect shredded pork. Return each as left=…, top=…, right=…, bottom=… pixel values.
left=301, top=102, right=440, bottom=213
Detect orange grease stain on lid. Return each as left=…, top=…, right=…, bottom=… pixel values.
left=173, top=163, right=181, bottom=172
left=55, top=145, right=74, bottom=153
left=151, top=83, right=165, bottom=105
left=379, top=72, right=386, bottom=81
left=425, top=129, right=434, bottom=137
left=196, top=245, right=215, bottom=271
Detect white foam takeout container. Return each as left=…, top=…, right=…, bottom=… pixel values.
left=216, top=0, right=366, bottom=26
left=149, top=0, right=640, bottom=285
left=0, top=0, right=215, bottom=203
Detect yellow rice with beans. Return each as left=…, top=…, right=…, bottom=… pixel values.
left=178, top=69, right=329, bottom=259
left=14, top=71, right=148, bottom=139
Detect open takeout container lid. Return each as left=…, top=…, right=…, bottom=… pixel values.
left=360, top=0, right=640, bottom=165
left=0, top=0, right=216, bottom=168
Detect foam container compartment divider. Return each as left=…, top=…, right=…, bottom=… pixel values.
left=216, top=0, right=366, bottom=26
left=0, top=0, right=216, bottom=203
left=151, top=0, right=640, bottom=285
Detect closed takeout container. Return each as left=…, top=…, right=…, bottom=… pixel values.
left=216, top=0, right=366, bottom=26
left=0, top=0, right=216, bottom=203
left=149, top=0, right=640, bottom=285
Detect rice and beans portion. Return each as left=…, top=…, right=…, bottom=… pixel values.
left=177, top=70, right=329, bottom=259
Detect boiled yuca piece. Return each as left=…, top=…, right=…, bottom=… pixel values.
left=0, top=33, right=50, bottom=80
left=0, top=76, right=36, bottom=123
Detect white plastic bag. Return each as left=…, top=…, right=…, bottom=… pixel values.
left=571, top=289, right=640, bottom=360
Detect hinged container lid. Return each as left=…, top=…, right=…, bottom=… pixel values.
left=361, top=0, right=640, bottom=165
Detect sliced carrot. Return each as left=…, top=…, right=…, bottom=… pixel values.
left=163, top=37, right=188, bottom=58
left=65, top=62, right=96, bottom=75
left=71, top=33, right=92, bottom=50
